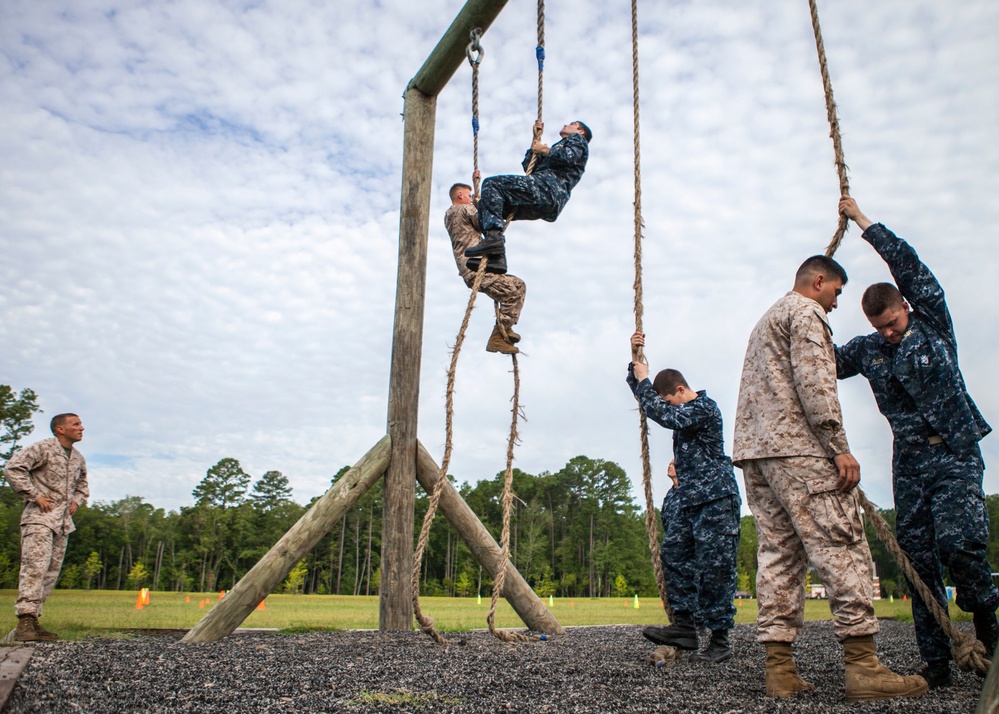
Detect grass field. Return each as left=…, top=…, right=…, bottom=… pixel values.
left=1, top=589, right=972, bottom=641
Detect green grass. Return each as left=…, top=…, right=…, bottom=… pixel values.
left=0, top=589, right=966, bottom=641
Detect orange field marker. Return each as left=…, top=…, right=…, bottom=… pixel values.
left=135, top=591, right=144, bottom=610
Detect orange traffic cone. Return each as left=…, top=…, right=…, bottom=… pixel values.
left=185, top=595, right=190, bottom=603
left=135, top=591, right=144, bottom=610
left=218, top=590, right=225, bottom=600
left=199, top=599, right=205, bottom=609
left=257, top=600, right=266, bottom=611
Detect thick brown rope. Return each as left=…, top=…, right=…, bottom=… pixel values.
left=807, top=1, right=986, bottom=675
left=856, top=489, right=991, bottom=675
left=412, top=258, right=490, bottom=644
left=807, top=0, right=851, bottom=257
left=467, top=28, right=483, bottom=197
left=630, top=0, right=671, bottom=621
left=486, top=355, right=535, bottom=642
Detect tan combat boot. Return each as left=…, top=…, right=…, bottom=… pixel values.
left=33, top=618, right=59, bottom=641
left=14, top=614, right=40, bottom=642
left=764, top=642, right=815, bottom=698
left=486, top=323, right=518, bottom=354
left=842, top=635, right=928, bottom=702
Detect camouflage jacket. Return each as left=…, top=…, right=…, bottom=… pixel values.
left=836, top=224, right=992, bottom=465
left=627, top=368, right=740, bottom=508
left=733, top=291, right=851, bottom=465
left=521, top=133, right=588, bottom=219
left=4, top=437, right=89, bottom=535
left=444, top=202, right=480, bottom=283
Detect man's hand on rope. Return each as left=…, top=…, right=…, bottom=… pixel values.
left=531, top=119, right=549, bottom=155
left=839, top=196, right=873, bottom=231
left=630, top=331, right=649, bottom=381
left=833, top=452, right=861, bottom=491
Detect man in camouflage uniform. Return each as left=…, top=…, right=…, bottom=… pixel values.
left=627, top=332, right=741, bottom=663
left=4, top=413, right=89, bottom=642
left=836, top=196, right=998, bottom=688
left=464, top=119, right=591, bottom=270
left=445, top=177, right=526, bottom=355
left=733, top=257, right=926, bottom=701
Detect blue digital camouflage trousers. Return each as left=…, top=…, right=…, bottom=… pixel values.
left=660, top=493, right=740, bottom=631
left=477, top=175, right=563, bottom=233
left=894, top=446, right=999, bottom=663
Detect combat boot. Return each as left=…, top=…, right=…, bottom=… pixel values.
left=14, top=614, right=40, bottom=642
left=464, top=229, right=506, bottom=258
left=764, top=642, right=815, bottom=698
left=689, top=628, right=732, bottom=663
left=918, top=659, right=952, bottom=689
left=486, top=323, right=518, bottom=355
left=842, top=635, right=928, bottom=702
left=642, top=614, right=698, bottom=650
left=33, top=618, right=59, bottom=641
left=465, top=252, right=507, bottom=275
left=973, top=608, right=999, bottom=658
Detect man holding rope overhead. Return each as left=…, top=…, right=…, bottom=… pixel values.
left=626, top=332, right=741, bottom=664
left=464, top=119, right=591, bottom=269
left=445, top=176, right=526, bottom=355
left=836, top=196, right=998, bottom=689
left=733, top=256, right=927, bottom=702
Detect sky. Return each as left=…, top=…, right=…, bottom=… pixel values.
left=2, top=0, right=997, bottom=516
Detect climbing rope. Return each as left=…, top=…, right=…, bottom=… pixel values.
left=467, top=28, right=483, bottom=198
left=629, top=0, right=672, bottom=621
left=808, top=1, right=989, bottom=675
left=807, top=0, right=851, bottom=258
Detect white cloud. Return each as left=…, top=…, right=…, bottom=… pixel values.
left=2, top=0, right=997, bottom=516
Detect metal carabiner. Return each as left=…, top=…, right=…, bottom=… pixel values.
left=465, top=27, right=484, bottom=67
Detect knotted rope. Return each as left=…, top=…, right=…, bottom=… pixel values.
left=807, top=0, right=851, bottom=258
left=807, top=0, right=989, bottom=677
left=857, top=490, right=991, bottom=675
left=629, top=0, right=672, bottom=621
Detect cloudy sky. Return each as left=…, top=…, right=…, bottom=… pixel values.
left=2, top=0, right=997, bottom=516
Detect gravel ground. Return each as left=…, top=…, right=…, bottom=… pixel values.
left=4, top=620, right=988, bottom=713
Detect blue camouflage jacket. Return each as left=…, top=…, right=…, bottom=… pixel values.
left=521, top=133, right=588, bottom=218
left=835, top=224, right=991, bottom=466
left=627, top=365, right=741, bottom=508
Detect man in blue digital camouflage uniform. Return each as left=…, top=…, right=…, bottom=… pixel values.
left=627, top=332, right=741, bottom=663
left=836, top=196, right=998, bottom=688
left=464, top=119, right=590, bottom=273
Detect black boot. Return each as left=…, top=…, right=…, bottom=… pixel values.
left=918, top=659, right=952, bottom=689
left=973, top=608, right=999, bottom=658
left=465, top=252, right=507, bottom=275
left=689, top=629, right=732, bottom=663
left=642, top=614, right=698, bottom=650
left=464, top=229, right=505, bottom=258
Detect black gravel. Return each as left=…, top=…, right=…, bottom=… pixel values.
left=5, top=620, right=987, bottom=713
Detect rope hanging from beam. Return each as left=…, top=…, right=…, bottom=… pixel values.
left=629, top=0, right=672, bottom=621
left=807, top=0, right=989, bottom=676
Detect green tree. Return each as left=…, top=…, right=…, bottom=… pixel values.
left=59, top=564, right=82, bottom=589
left=0, top=385, right=41, bottom=482
left=283, top=560, right=307, bottom=594
left=737, top=515, right=758, bottom=596
left=455, top=569, right=473, bottom=597
left=250, top=470, right=294, bottom=511
left=83, top=551, right=103, bottom=589
left=126, top=562, right=149, bottom=589
left=193, top=458, right=250, bottom=509
left=614, top=573, right=629, bottom=598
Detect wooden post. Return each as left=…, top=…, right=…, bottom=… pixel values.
left=181, top=436, right=391, bottom=643
left=978, top=647, right=999, bottom=714
left=381, top=87, right=436, bottom=631
left=416, top=441, right=563, bottom=634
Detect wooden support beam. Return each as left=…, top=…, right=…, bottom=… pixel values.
left=181, top=436, right=391, bottom=643
left=409, top=0, right=510, bottom=98
left=381, top=87, right=437, bottom=631
left=415, top=440, right=564, bottom=635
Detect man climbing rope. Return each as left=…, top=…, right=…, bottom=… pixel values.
left=627, top=332, right=740, bottom=664
left=733, top=256, right=927, bottom=702
left=835, top=196, right=998, bottom=688
left=445, top=176, right=526, bottom=355
left=464, top=119, right=591, bottom=269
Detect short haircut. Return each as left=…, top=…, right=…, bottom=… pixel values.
left=50, top=413, right=78, bottom=434
left=861, top=282, right=905, bottom=317
left=449, top=183, right=471, bottom=202
left=652, top=369, right=689, bottom=397
left=795, top=255, right=848, bottom=286
left=574, top=121, right=593, bottom=143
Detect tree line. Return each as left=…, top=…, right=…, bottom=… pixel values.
left=2, top=384, right=998, bottom=599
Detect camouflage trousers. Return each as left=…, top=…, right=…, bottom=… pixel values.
left=464, top=272, right=526, bottom=328
left=16, top=524, right=69, bottom=617
left=477, top=175, right=561, bottom=232
left=742, top=456, right=880, bottom=643
left=660, top=493, right=740, bottom=631
left=893, top=447, right=999, bottom=663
